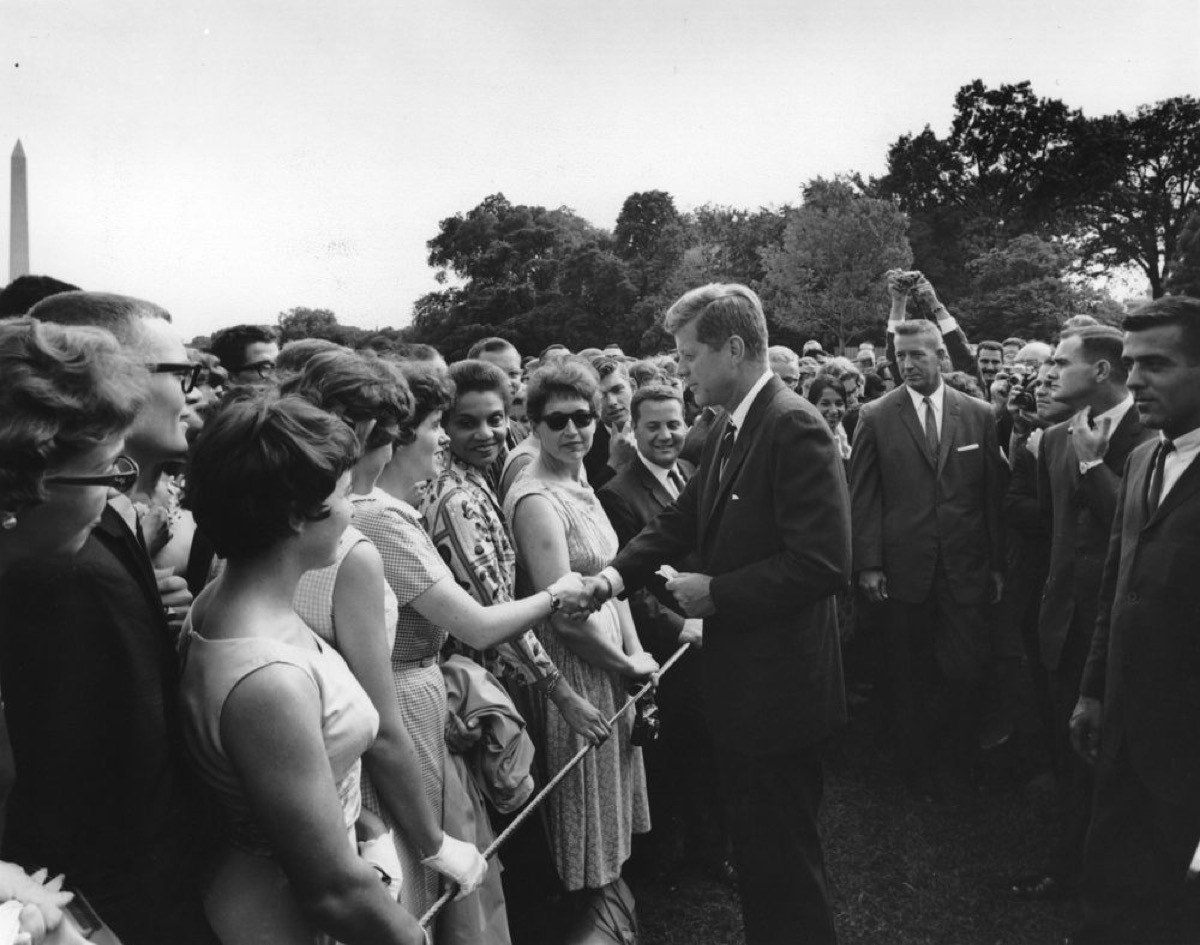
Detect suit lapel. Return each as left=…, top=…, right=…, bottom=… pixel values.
left=1105, top=407, right=1145, bottom=470
left=896, top=390, right=936, bottom=469
left=936, top=388, right=960, bottom=477
left=1146, top=446, right=1200, bottom=528
left=635, top=458, right=672, bottom=510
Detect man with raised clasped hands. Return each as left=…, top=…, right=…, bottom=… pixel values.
left=584, top=283, right=851, bottom=945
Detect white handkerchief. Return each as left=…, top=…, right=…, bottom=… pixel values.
left=656, top=565, right=680, bottom=581
left=732, top=494, right=740, bottom=500
left=956, top=444, right=980, bottom=453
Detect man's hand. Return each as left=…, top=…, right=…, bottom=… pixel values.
left=547, top=572, right=596, bottom=620
left=990, top=570, right=1005, bottom=604
left=679, top=618, right=703, bottom=649
left=579, top=574, right=614, bottom=609
left=912, top=272, right=941, bottom=312
left=444, top=712, right=483, bottom=754
left=1070, top=409, right=1112, bottom=464
left=156, top=567, right=192, bottom=634
left=1026, top=427, right=1045, bottom=460
left=1069, top=696, right=1103, bottom=765
left=858, top=568, right=888, bottom=604
left=664, top=572, right=715, bottom=617
left=0, top=863, right=72, bottom=944
left=549, top=686, right=611, bottom=745
left=608, top=429, right=637, bottom=470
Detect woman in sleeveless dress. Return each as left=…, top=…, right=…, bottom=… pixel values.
left=505, top=359, right=658, bottom=894
left=179, top=392, right=425, bottom=945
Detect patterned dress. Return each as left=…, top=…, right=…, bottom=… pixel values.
left=351, top=488, right=451, bottom=921
left=503, top=476, right=650, bottom=891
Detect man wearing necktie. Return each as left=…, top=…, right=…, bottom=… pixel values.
left=849, top=319, right=1006, bottom=791
left=587, top=284, right=851, bottom=944
left=1068, top=297, right=1200, bottom=944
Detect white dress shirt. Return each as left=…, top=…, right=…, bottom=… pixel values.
left=1160, top=425, right=1200, bottom=504
left=905, top=381, right=945, bottom=438
left=1078, top=394, right=1134, bottom=475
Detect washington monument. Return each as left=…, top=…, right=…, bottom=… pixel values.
left=9, top=140, right=29, bottom=280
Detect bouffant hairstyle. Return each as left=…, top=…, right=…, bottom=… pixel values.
left=525, top=357, right=600, bottom=423
left=275, top=337, right=347, bottom=376
left=448, top=359, right=512, bottom=411
left=942, top=371, right=985, bottom=399
left=628, top=358, right=667, bottom=389
left=663, top=283, right=769, bottom=361
left=396, top=361, right=455, bottom=445
left=806, top=376, right=847, bottom=407
left=0, top=318, right=144, bottom=511
left=279, top=349, right=413, bottom=444
left=185, top=392, right=358, bottom=559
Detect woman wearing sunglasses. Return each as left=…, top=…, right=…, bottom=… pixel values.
left=0, top=316, right=145, bottom=942
left=504, top=358, right=658, bottom=909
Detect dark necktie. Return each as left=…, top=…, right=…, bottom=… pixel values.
left=717, top=422, right=737, bottom=480
left=1146, top=439, right=1175, bottom=515
left=667, top=467, right=686, bottom=498
left=923, top=397, right=939, bottom=458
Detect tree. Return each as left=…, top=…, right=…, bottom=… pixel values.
left=686, top=204, right=788, bottom=288
left=613, top=191, right=686, bottom=297
left=277, top=307, right=340, bottom=343
left=1165, top=210, right=1200, bottom=297
left=760, top=178, right=912, bottom=352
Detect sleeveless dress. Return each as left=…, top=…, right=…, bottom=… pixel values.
left=179, top=624, right=380, bottom=945
left=503, top=476, right=651, bottom=891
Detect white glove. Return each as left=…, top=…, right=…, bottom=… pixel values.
left=358, top=831, right=403, bottom=900
left=0, top=864, right=72, bottom=945
left=421, top=833, right=488, bottom=899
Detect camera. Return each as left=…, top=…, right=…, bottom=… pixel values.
left=1004, top=365, right=1038, bottom=412
left=890, top=270, right=921, bottom=291
left=630, top=687, right=661, bottom=746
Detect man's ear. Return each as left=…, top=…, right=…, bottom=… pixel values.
left=1094, top=358, right=1113, bottom=383
left=727, top=335, right=746, bottom=362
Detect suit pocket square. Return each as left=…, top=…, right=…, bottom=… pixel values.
left=731, top=494, right=740, bottom=500
left=956, top=444, right=980, bottom=453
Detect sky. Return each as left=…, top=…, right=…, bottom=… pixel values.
left=2, top=0, right=1197, bottom=341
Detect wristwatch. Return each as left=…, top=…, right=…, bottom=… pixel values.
left=545, top=587, right=562, bottom=613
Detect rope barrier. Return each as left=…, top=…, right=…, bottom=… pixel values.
left=418, top=640, right=692, bottom=928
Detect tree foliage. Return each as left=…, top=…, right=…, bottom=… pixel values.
left=277, top=307, right=340, bottom=343
left=1166, top=210, right=1200, bottom=298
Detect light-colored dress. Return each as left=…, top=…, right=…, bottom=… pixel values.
left=179, top=624, right=380, bottom=945
left=351, top=488, right=452, bottom=921
left=504, top=476, right=650, bottom=891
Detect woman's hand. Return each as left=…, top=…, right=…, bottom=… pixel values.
left=624, top=652, right=660, bottom=681
left=550, top=687, right=611, bottom=745
left=444, top=713, right=483, bottom=754
left=0, top=863, right=72, bottom=944
left=547, top=573, right=596, bottom=620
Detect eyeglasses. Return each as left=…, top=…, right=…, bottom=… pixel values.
left=231, top=359, right=276, bottom=380
left=147, top=362, right=203, bottom=394
left=540, top=410, right=597, bottom=432
left=44, top=455, right=140, bottom=494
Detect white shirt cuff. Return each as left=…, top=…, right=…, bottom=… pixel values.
left=937, top=314, right=958, bottom=334
left=599, top=566, right=624, bottom=597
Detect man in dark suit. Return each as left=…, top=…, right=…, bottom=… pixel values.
left=1069, top=297, right=1200, bottom=943
left=1019, top=326, right=1155, bottom=899
left=583, top=356, right=636, bottom=489
left=587, top=283, right=851, bottom=944
left=598, top=384, right=726, bottom=876
left=850, top=319, right=1006, bottom=785
left=0, top=292, right=217, bottom=944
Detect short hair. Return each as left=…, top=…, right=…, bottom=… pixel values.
left=768, top=345, right=800, bottom=369
left=797, top=356, right=820, bottom=374
left=279, top=349, right=412, bottom=431
left=0, top=275, right=81, bottom=318
left=27, top=291, right=171, bottom=353
left=209, top=324, right=278, bottom=371
left=1062, top=314, right=1100, bottom=330
left=893, top=319, right=944, bottom=352
left=628, top=358, right=667, bottom=389
left=1061, top=325, right=1129, bottom=383
left=393, top=342, right=443, bottom=363
left=0, top=317, right=144, bottom=511
left=806, top=376, right=846, bottom=407
left=862, top=372, right=887, bottom=400
left=976, top=340, right=1004, bottom=356
left=1002, top=337, right=1027, bottom=349
left=630, top=383, right=684, bottom=425
left=396, top=362, right=455, bottom=444
left=818, top=356, right=862, bottom=382
left=467, top=336, right=517, bottom=360
left=663, top=283, right=768, bottom=360
left=591, top=355, right=629, bottom=382
left=942, top=370, right=984, bottom=399
left=525, top=357, right=600, bottom=423
left=539, top=344, right=571, bottom=362
left=1123, top=296, right=1200, bottom=362
left=448, top=359, right=512, bottom=411
left=276, top=337, right=346, bottom=375
left=185, top=392, right=359, bottom=560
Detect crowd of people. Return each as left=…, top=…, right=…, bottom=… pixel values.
left=0, top=268, right=1198, bottom=945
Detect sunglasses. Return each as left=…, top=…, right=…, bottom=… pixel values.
left=44, top=455, right=140, bottom=494
left=540, top=410, right=597, bottom=432
left=231, top=359, right=276, bottom=380
left=147, top=362, right=204, bottom=395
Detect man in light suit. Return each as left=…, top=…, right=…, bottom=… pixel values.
left=1020, top=326, right=1155, bottom=899
left=587, top=284, right=851, bottom=944
left=850, top=319, right=1006, bottom=786
left=1069, top=296, right=1200, bottom=943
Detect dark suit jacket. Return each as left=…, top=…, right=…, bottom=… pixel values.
left=849, top=383, right=1006, bottom=604
left=599, top=457, right=697, bottom=664
left=1080, top=439, right=1200, bottom=807
left=610, top=375, right=851, bottom=756
left=584, top=423, right=619, bottom=490
left=1037, top=407, right=1154, bottom=670
left=0, top=505, right=214, bottom=940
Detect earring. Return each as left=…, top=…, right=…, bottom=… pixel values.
left=1, top=512, right=17, bottom=530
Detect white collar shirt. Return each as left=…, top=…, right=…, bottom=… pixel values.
left=637, top=451, right=682, bottom=499
left=1161, top=425, right=1200, bottom=502
left=906, top=381, right=945, bottom=437
left=727, top=369, right=775, bottom=441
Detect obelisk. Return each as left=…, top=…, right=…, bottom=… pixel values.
left=9, top=140, right=29, bottom=280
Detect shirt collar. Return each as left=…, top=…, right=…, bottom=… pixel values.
left=636, top=450, right=677, bottom=491
left=1093, top=393, right=1134, bottom=430
left=906, top=381, right=944, bottom=413
left=1165, top=424, right=1200, bottom=455
left=728, top=369, right=775, bottom=436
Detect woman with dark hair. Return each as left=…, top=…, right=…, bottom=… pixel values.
left=180, top=393, right=425, bottom=945
left=0, top=316, right=144, bottom=943
left=280, top=350, right=488, bottom=903
left=352, top=361, right=596, bottom=937
left=808, top=376, right=852, bottom=461
left=505, top=358, right=656, bottom=900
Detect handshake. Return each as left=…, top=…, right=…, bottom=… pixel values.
left=546, top=572, right=614, bottom=621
